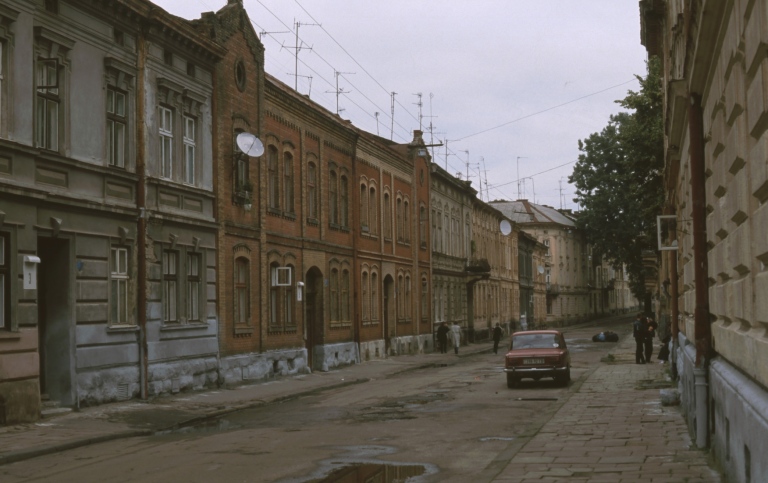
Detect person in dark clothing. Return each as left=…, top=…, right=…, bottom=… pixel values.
left=645, top=315, right=658, bottom=362
left=437, top=322, right=449, bottom=354
left=633, top=313, right=647, bottom=364
left=492, top=323, right=503, bottom=354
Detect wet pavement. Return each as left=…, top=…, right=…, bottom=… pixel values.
left=0, top=316, right=722, bottom=482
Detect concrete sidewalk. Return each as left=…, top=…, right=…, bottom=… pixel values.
left=0, top=327, right=722, bottom=482
left=492, top=335, right=722, bottom=482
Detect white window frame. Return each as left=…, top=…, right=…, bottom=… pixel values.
left=107, top=87, right=126, bottom=168
left=110, top=247, right=129, bottom=325
left=183, top=115, right=196, bottom=185
left=36, top=58, right=59, bottom=151
left=159, top=106, right=173, bottom=179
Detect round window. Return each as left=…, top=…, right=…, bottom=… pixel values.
left=235, top=61, right=246, bottom=92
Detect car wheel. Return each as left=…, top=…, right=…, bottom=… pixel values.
left=506, top=374, right=518, bottom=388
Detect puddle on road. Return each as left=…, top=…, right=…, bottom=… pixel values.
left=306, top=463, right=426, bottom=482
left=158, top=418, right=241, bottom=435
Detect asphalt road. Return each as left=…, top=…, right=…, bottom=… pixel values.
left=0, top=320, right=631, bottom=483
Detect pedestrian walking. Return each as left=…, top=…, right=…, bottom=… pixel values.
left=645, top=315, right=658, bottom=362
left=436, top=322, right=449, bottom=354
left=492, top=323, right=503, bottom=354
left=450, top=322, right=461, bottom=355
left=633, top=312, right=647, bottom=364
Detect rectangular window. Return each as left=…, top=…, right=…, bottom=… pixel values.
left=36, top=59, right=59, bottom=151
left=329, top=172, right=338, bottom=224
left=341, top=270, right=350, bottom=322
left=159, top=106, right=173, bottom=178
left=183, top=116, right=196, bottom=185
left=162, top=251, right=178, bottom=323
left=187, top=253, right=200, bottom=322
left=329, top=269, right=339, bottom=322
left=371, top=273, right=378, bottom=321
left=0, top=43, right=4, bottom=131
left=110, top=247, right=129, bottom=325
left=0, top=234, right=7, bottom=330
left=107, top=87, right=126, bottom=168
left=340, top=177, right=348, bottom=227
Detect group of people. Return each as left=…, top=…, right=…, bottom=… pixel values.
left=436, top=322, right=506, bottom=355
left=633, top=312, right=670, bottom=364
left=436, top=322, right=462, bottom=355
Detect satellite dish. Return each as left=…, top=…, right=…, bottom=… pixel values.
left=537, top=266, right=545, bottom=274
left=236, top=132, right=265, bottom=157
left=499, top=220, right=512, bottom=236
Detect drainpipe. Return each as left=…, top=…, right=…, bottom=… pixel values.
left=688, top=93, right=711, bottom=449
left=669, top=246, right=680, bottom=379
left=136, top=27, right=149, bottom=400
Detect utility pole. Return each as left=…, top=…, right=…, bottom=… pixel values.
left=390, top=92, right=397, bottom=141
left=374, top=112, right=380, bottom=136
left=516, top=156, right=527, bottom=200
left=480, top=156, right=489, bottom=202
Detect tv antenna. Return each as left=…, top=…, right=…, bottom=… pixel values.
left=292, top=74, right=313, bottom=97
left=390, top=92, right=397, bottom=140
left=283, top=20, right=319, bottom=91
left=327, top=71, right=354, bottom=114
left=260, top=30, right=290, bottom=41
left=516, top=156, right=527, bottom=200
left=374, top=112, right=380, bottom=136
left=413, top=93, right=423, bottom=131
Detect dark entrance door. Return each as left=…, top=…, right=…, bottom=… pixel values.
left=37, top=237, right=75, bottom=407
left=305, top=267, right=324, bottom=371
left=383, top=275, right=394, bottom=355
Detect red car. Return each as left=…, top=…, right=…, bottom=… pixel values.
left=503, top=330, right=571, bottom=388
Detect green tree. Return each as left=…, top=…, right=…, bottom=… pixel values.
left=569, top=58, right=664, bottom=304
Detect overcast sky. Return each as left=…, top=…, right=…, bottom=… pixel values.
left=154, top=0, right=648, bottom=210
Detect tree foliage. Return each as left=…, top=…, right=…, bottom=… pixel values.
left=569, top=58, right=664, bottom=300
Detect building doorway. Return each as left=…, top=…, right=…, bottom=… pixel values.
left=37, top=237, right=75, bottom=407
left=304, top=267, right=324, bottom=370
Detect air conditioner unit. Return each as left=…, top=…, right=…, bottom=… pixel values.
left=272, top=266, right=292, bottom=286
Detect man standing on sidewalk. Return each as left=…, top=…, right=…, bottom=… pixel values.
left=633, top=313, right=647, bottom=364
left=437, top=322, right=449, bottom=354
left=645, top=315, right=658, bottom=363
left=492, top=323, right=503, bottom=354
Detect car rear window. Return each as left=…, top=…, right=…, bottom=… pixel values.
left=512, top=334, right=561, bottom=349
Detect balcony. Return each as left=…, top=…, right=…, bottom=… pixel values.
left=546, top=283, right=559, bottom=296
left=466, top=258, right=491, bottom=273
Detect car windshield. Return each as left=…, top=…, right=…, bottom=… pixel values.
left=512, top=333, right=561, bottom=349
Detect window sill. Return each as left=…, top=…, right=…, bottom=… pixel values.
left=160, top=322, right=208, bottom=331
left=306, top=217, right=319, bottom=226
left=107, top=324, right=139, bottom=333
left=0, top=331, right=22, bottom=341
left=234, top=325, right=253, bottom=336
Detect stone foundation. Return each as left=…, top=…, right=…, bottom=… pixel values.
left=220, top=348, right=309, bottom=386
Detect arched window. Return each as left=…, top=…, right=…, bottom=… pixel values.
left=329, top=268, right=339, bottom=322
left=369, top=186, right=378, bottom=235
left=235, top=257, right=249, bottom=324
left=268, top=145, right=279, bottom=209
left=403, top=199, right=410, bottom=243
left=397, top=274, right=404, bottom=320
left=419, top=204, right=426, bottom=248
left=384, top=191, right=392, bottom=239
left=341, top=269, right=350, bottom=322
left=404, top=273, right=411, bottom=321
left=329, top=170, right=338, bottom=224
left=340, top=176, right=348, bottom=227
left=307, top=162, right=317, bottom=219
left=360, top=181, right=369, bottom=231
left=421, top=275, right=428, bottom=321
left=371, top=271, right=378, bottom=321
left=396, top=197, right=403, bottom=242
left=283, top=151, right=294, bottom=213
left=361, top=271, right=369, bottom=321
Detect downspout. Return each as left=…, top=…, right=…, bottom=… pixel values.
left=352, top=133, right=360, bottom=363
left=136, top=26, right=149, bottom=400
left=688, top=92, right=711, bottom=449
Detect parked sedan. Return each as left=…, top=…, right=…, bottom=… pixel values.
left=503, top=330, right=571, bottom=388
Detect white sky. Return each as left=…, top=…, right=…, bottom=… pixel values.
left=154, top=0, right=648, bottom=210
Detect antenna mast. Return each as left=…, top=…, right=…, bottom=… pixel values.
left=327, top=71, right=354, bottom=114
left=390, top=92, right=397, bottom=141
left=292, top=20, right=319, bottom=91
left=413, top=93, right=423, bottom=131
